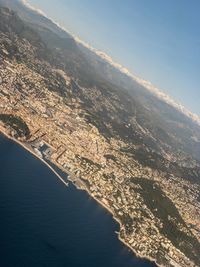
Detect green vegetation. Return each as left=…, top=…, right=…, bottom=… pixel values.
left=0, top=114, right=30, bottom=138
left=102, top=173, right=115, bottom=181
left=130, top=177, right=200, bottom=265
left=76, top=155, right=102, bottom=170
left=84, top=112, right=111, bottom=140
left=104, top=154, right=117, bottom=162
left=81, top=156, right=101, bottom=168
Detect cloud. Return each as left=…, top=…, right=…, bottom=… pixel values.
left=133, top=76, right=200, bottom=126
left=20, top=0, right=47, bottom=16
left=74, top=39, right=200, bottom=126
left=20, top=1, right=200, bottom=126
left=20, top=0, right=73, bottom=36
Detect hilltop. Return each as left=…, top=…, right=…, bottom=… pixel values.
left=0, top=3, right=200, bottom=267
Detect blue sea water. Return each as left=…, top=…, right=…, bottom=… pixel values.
left=0, top=134, right=156, bottom=267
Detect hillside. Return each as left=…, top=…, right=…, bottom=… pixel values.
left=0, top=3, right=200, bottom=267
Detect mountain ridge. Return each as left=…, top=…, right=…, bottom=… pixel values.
left=0, top=5, right=200, bottom=267
left=17, top=0, right=200, bottom=127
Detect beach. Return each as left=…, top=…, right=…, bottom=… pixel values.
left=0, top=125, right=157, bottom=267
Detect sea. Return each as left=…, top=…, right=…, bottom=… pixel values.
left=0, top=134, right=156, bottom=267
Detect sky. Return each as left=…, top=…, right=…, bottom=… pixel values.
left=27, top=0, right=200, bottom=116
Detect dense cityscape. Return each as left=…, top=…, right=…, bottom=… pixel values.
left=0, top=3, right=200, bottom=267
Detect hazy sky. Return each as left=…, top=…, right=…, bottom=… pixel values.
left=27, top=0, right=200, bottom=116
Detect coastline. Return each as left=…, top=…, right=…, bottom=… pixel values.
left=0, top=126, right=158, bottom=267
left=0, top=126, right=69, bottom=188
left=84, top=188, right=159, bottom=267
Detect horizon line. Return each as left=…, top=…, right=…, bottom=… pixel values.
left=20, top=0, right=200, bottom=126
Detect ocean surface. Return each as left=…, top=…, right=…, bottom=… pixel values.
left=0, top=134, right=156, bottom=267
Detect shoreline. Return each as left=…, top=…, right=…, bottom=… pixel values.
left=84, top=188, right=159, bottom=266
left=0, top=127, right=158, bottom=267
left=0, top=126, right=69, bottom=188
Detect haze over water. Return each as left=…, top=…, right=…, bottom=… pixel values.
left=0, top=134, right=156, bottom=267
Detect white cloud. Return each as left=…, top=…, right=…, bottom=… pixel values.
left=20, top=0, right=200, bottom=126
left=132, top=76, right=200, bottom=126
left=20, top=1, right=74, bottom=36
left=20, top=0, right=47, bottom=16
